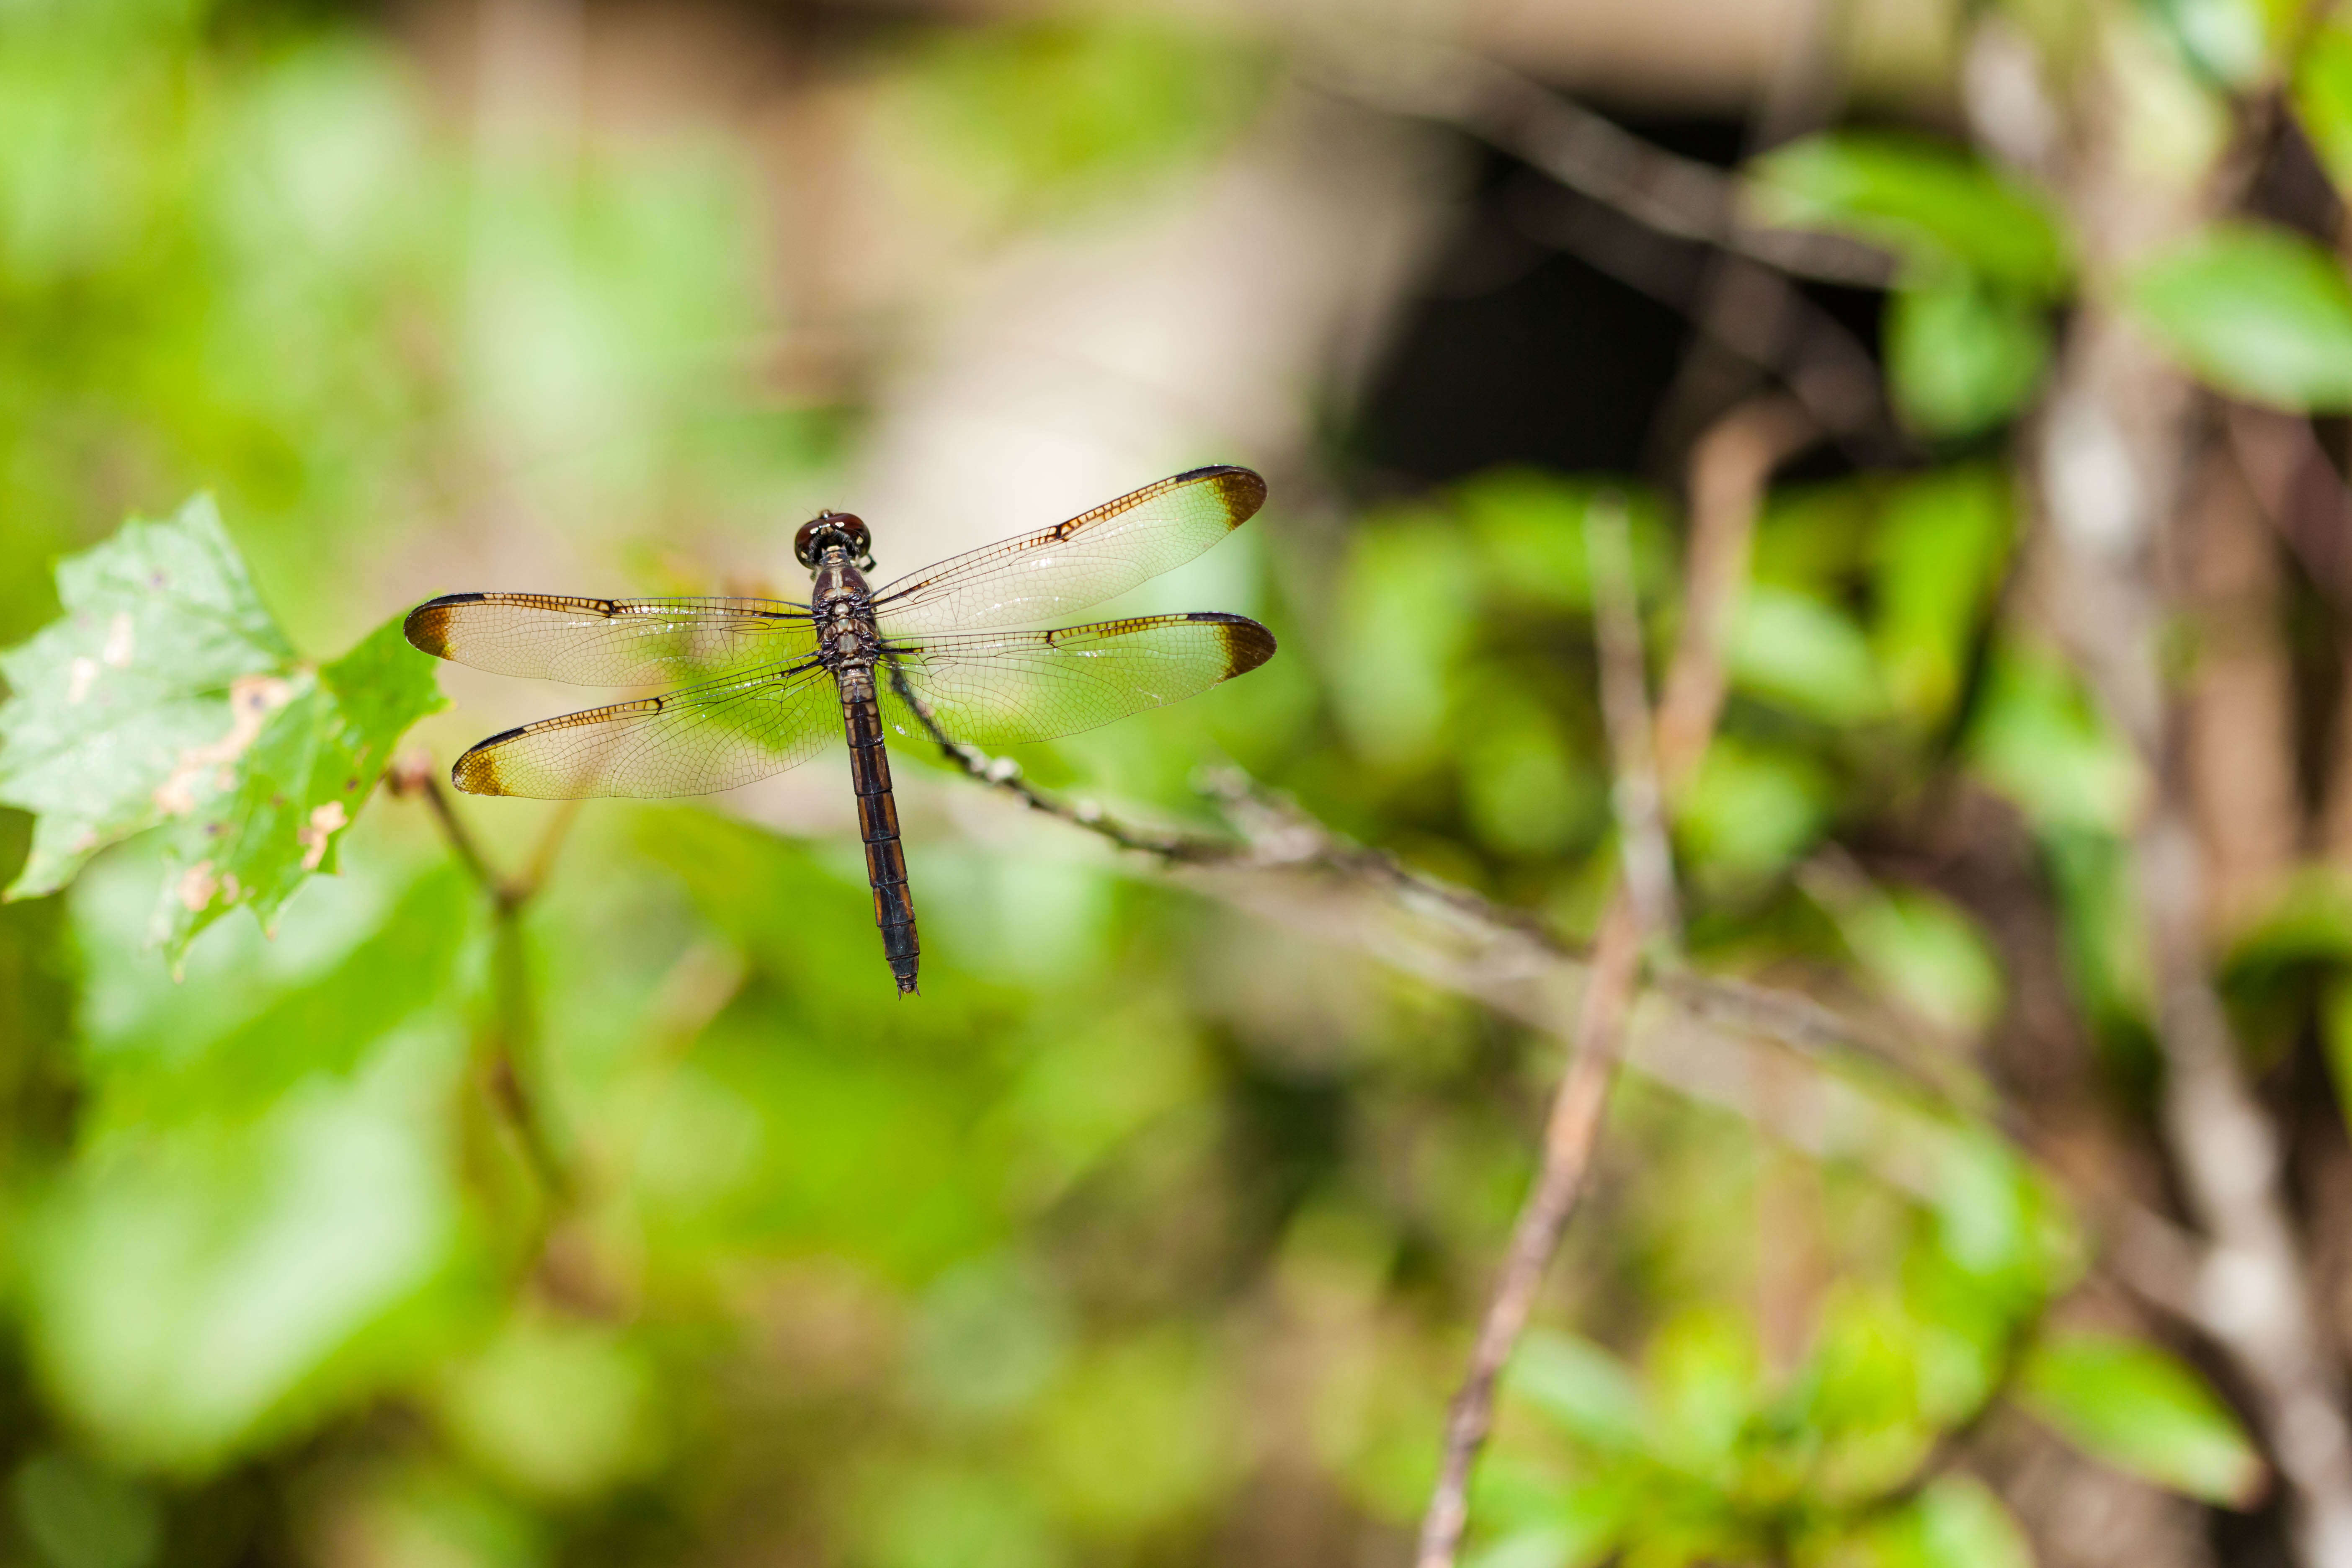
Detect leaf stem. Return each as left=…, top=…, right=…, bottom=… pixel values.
left=391, top=752, right=572, bottom=1206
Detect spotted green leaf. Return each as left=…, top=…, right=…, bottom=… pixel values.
left=0, top=495, right=445, bottom=965
left=0, top=495, right=293, bottom=900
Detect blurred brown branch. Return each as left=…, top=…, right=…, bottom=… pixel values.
left=1310, top=45, right=1895, bottom=289
left=2024, top=51, right=2352, bottom=1556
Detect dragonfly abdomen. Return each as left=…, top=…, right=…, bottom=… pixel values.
left=840, top=673, right=920, bottom=996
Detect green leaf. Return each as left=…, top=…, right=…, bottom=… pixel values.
left=11, top=1452, right=163, bottom=1568
left=1331, top=516, right=1480, bottom=769
left=1509, top=1331, right=1649, bottom=1452
left=1887, top=275, right=2051, bottom=437
left=2123, top=222, right=2352, bottom=410
left=2324, top=974, right=2352, bottom=1142
left=1833, top=886, right=2004, bottom=1037
left=1730, top=585, right=1884, bottom=725
left=2018, top=1330, right=2265, bottom=1504
left=1863, top=1475, right=2032, bottom=1568
left=1746, top=133, right=2071, bottom=294
left=0, top=495, right=293, bottom=899
left=1643, top=1307, right=1759, bottom=1473
left=2146, top=0, right=2273, bottom=88
left=152, top=611, right=445, bottom=962
left=436, top=1315, right=661, bottom=1501
left=1965, top=640, right=2145, bottom=834
left=1674, top=739, right=1831, bottom=886
left=1870, top=467, right=2012, bottom=727
left=1457, top=470, right=1673, bottom=612
left=2295, top=23, right=2352, bottom=196
left=905, top=15, right=1269, bottom=220
left=23, top=1053, right=472, bottom=1473
left=1460, top=692, right=1603, bottom=857
left=0, top=496, right=442, bottom=963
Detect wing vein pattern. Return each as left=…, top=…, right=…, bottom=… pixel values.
left=451, top=660, right=839, bottom=799
left=406, top=593, right=814, bottom=686
left=868, top=465, right=1266, bottom=636
left=878, top=613, right=1276, bottom=752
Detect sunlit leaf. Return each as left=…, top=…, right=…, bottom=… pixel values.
left=1832, top=886, right=2004, bottom=1037
left=0, top=495, right=293, bottom=900
left=0, top=498, right=440, bottom=966
left=1332, top=516, right=1480, bottom=769
left=1457, top=470, right=1673, bottom=612
left=1870, top=467, right=2012, bottom=727
left=436, top=1315, right=661, bottom=1501
left=23, top=1053, right=472, bottom=1473
left=2146, top=0, right=2271, bottom=85
left=902, top=13, right=1269, bottom=221
left=2294, top=22, right=2352, bottom=195
left=2123, top=222, right=2352, bottom=410
left=1730, top=585, right=1884, bottom=725
left=1643, top=1308, right=1759, bottom=1473
left=1746, top=133, right=2070, bottom=294
left=1675, top=739, right=1831, bottom=885
left=2019, top=1330, right=2265, bottom=1504
left=1887, top=275, right=2051, bottom=437
left=1510, top=1331, right=1649, bottom=1453
left=1460, top=692, right=1602, bottom=857
left=1860, top=1474, right=2032, bottom=1568
left=1966, top=640, right=2145, bottom=833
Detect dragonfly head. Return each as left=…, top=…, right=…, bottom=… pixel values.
left=796, top=511, right=872, bottom=571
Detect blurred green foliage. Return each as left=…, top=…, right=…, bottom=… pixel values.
left=0, top=1, right=2334, bottom=1566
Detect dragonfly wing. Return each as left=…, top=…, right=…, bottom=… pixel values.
left=875, top=614, right=1276, bottom=752
left=452, top=660, right=840, bottom=799
left=406, top=593, right=816, bottom=685
left=868, top=466, right=1266, bottom=637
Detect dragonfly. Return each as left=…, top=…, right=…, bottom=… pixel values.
left=404, top=465, right=1276, bottom=997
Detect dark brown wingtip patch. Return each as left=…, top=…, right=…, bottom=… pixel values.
left=1188, top=611, right=1277, bottom=678
left=404, top=594, right=483, bottom=660
left=450, top=726, right=526, bottom=797
left=1176, top=464, right=1268, bottom=528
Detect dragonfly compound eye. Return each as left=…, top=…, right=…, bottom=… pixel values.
left=794, top=511, right=869, bottom=568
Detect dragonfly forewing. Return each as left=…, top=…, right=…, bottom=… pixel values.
left=406, top=593, right=815, bottom=686
left=867, top=466, right=1266, bottom=637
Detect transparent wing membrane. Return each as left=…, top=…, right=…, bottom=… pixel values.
left=877, top=613, right=1276, bottom=753
left=405, top=593, right=814, bottom=686
left=450, top=661, right=839, bottom=799
left=868, top=466, right=1266, bottom=637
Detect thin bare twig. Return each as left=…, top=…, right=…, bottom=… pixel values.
left=1589, top=490, right=1680, bottom=946
left=1413, top=395, right=1817, bottom=1568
